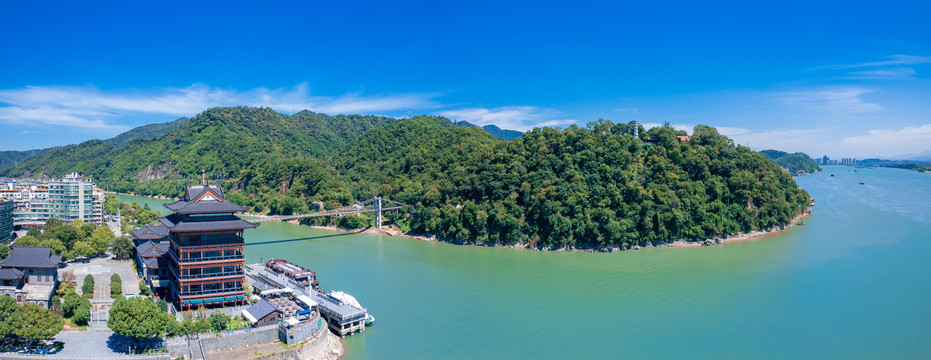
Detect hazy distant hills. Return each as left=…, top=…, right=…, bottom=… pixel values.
left=105, top=117, right=191, bottom=147
left=759, top=149, right=821, bottom=174
left=0, top=149, right=43, bottom=171
left=453, top=121, right=524, bottom=140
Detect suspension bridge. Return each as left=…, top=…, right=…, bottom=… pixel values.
left=250, top=197, right=406, bottom=229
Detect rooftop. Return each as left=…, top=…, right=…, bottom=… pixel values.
left=0, top=246, right=61, bottom=269
left=136, top=240, right=170, bottom=258
left=0, top=268, right=24, bottom=281
left=163, top=183, right=249, bottom=215
left=132, top=225, right=169, bottom=240
left=242, top=299, right=281, bottom=323
left=158, top=213, right=259, bottom=232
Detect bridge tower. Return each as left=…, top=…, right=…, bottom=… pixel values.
left=375, top=197, right=383, bottom=229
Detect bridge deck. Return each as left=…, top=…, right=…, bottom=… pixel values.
left=253, top=206, right=403, bottom=222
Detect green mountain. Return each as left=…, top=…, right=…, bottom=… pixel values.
left=0, top=149, right=42, bottom=171
left=381, top=121, right=809, bottom=248
left=2, top=107, right=810, bottom=248
left=2, top=107, right=394, bottom=186
left=759, top=149, right=821, bottom=174
left=105, top=117, right=190, bottom=147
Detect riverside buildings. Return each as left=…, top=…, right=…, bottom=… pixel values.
left=4, top=174, right=104, bottom=226
left=0, top=200, right=12, bottom=243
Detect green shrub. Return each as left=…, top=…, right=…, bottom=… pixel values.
left=61, top=293, right=90, bottom=318
left=139, top=280, right=151, bottom=296
left=72, top=304, right=90, bottom=326
left=157, top=300, right=168, bottom=313
left=110, top=273, right=121, bottom=283
left=81, top=275, right=95, bottom=296
left=208, top=313, right=229, bottom=332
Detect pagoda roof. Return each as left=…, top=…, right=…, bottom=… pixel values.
left=164, top=183, right=248, bottom=215
left=132, top=225, right=170, bottom=240
left=0, top=268, right=24, bottom=280
left=136, top=240, right=170, bottom=258
left=158, top=214, right=259, bottom=232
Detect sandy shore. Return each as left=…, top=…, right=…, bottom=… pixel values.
left=288, top=209, right=813, bottom=253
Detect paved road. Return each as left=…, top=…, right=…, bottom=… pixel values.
left=51, top=331, right=163, bottom=357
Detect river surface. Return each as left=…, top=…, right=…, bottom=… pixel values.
left=118, top=166, right=931, bottom=359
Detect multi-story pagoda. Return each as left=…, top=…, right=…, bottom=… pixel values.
left=160, top=180, right=258, bottom=310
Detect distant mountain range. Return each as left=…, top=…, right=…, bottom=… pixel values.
left=453, top=121, right=524, bottom=140
left=105, top=117, right=191, bottom=147
left=0, top=113, right=524, bottom=173
left=0, top=149, right=43, bottom=171
left=890, top=150, right=931, bottom=162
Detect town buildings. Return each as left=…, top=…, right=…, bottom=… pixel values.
left=0, top=246, right=60, bottom=308
left=0, top=200, right=12, bottom=243
left=5, top=174, right=104, bottom=226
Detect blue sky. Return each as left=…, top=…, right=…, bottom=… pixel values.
left=1, top=0, right=929, bottom=158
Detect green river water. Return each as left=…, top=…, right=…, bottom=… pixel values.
left=118, top=166, right=931, bottom=359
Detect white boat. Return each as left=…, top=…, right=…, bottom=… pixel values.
left=329, top=291, right=374, bottom=325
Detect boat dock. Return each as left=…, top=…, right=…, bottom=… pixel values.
left=244, top=260, right=370, bottom=337
left=311, top=292, right=367, bottom=336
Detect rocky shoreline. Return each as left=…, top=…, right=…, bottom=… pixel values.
left=294, top=209, right=813, bottom=253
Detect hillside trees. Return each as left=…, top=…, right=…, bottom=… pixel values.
left=2, top=107, right=810, bottom=247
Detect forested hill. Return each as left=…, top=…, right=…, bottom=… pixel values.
left=2, top=107, right=396, bottom=185
left=0, top=149, right=42, bottom=171
left=389, top=121, right=810, bottom=248
left=759, top=149, right=821, bottom=174
left=2, top=107, right=810, bottom=248
left=105, top=117, right=190, bottom=147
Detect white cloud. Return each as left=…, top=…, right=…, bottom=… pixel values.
left=809, top=54, right=930, bottom=80
left=811, top=54, right=931, bottom=70
left=847, top=67, right=917, bottom=79
left=838, top=54, right=931, bottom=68
left=773, top=87, right=881, bottom=113
left=0, top=83, right=440, bottom=130
left=840, top=124, right=931, bottom=158
left=438, top=106, right=576, bottom=131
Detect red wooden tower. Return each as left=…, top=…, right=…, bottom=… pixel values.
left=161, top=180, right=258, bottom=310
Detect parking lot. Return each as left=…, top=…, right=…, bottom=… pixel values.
left=61, top=257, right=140, bottom=299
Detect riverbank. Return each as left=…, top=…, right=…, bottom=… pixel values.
left=291, top=209, right=813, bottom=253
left=106, top=191, right=177, bottom=201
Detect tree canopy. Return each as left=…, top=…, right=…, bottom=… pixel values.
left=107, top=297, right=168, bottom=340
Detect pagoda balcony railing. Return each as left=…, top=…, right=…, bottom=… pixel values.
left=170, top=237, right=245, bottom=247
left=178, top=287, right=245, bottom=298
left=170, top=252, right=244, bottom=264
left=175, top=270, right=244, bottom=281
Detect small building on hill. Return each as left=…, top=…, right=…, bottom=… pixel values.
left=0, top=246, right=60, bottom=308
